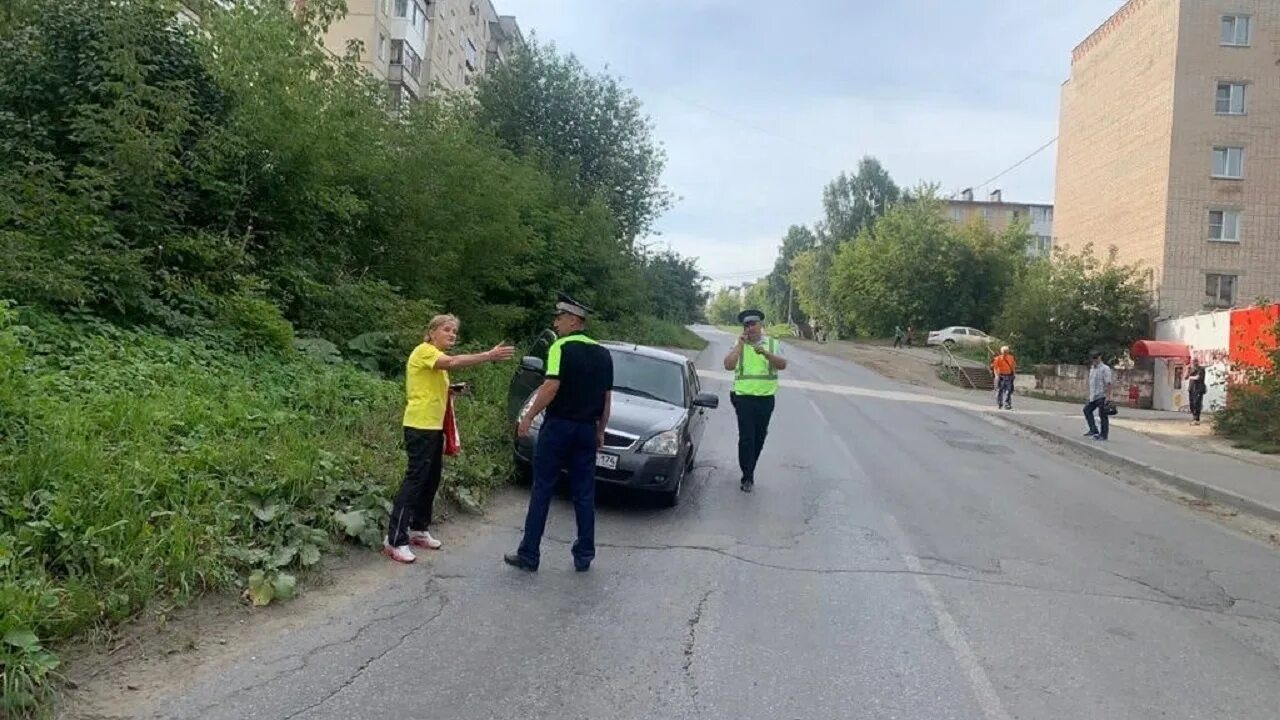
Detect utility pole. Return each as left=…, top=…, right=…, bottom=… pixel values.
left=786, top=284, right=794, bottom=325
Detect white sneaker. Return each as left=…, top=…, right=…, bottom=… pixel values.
left=409, top=530, right=442, bottom=550
left=383, top=543, right=416, bottom=564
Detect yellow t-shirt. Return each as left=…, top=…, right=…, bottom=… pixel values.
left=403, top=343, right=450, bottom=430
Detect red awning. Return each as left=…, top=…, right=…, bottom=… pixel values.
left=1131, top=340, right=1191, bottom=360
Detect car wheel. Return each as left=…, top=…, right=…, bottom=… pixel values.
left=943, top=339, right=955, bottom=348
left=659, top=466, right=684, bottom=508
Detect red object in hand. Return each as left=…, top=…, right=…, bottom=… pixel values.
left=444, top=395, right=461, bottom=456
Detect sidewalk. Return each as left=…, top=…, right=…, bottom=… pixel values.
left=951, top=387, right=1280, bottom=523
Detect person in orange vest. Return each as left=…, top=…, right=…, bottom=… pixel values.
left=991, top=345, right=1017, bottom=410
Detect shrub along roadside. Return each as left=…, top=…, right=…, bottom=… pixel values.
left=1213, top=319, right=1280, bottom=454
left=0, top=308, right=703, bottom=713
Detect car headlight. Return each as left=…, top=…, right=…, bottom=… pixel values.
left=519, top=394, right=544, bottom=430
left=642, top=429, right=680, bottom=456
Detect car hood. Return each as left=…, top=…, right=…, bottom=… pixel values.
left=606, top=392, right=686, bottom=437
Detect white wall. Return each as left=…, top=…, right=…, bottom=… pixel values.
left=1153, top=310, right=1230, bottom=412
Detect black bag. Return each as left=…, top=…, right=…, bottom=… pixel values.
left=1105, top=400, right=1118, bottom=416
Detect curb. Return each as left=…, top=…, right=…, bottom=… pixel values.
left=997, top=414, right=1280, bottom=525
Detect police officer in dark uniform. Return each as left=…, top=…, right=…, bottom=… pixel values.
left=723, top=308, right=786, bottom=492
left=506, top=293, right=614, bottom=572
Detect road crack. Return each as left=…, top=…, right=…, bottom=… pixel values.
left=281, top=593, right=451, bottom=720
left=481, top=521, right=1280, bottom=626
left=682, top=589, right=713, bottom=712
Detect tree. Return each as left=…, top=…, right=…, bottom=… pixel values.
left=819, top=156, right=900, bottom=244
left=764, top=224, right=817, bottom=325
left=790, top=247, right=839, bottom=335
left=0, top=0, right=704, bottom=352
left=473, top=38, right=673, bottom=245
left=829, top=193, right=960, bottom=336
left=642, top=250, right=708, bottom=324
left=994, top=244, right=1152, bottom=365
left=825, top=186, right=1031, bottom=338
left=706, top=288, right=741, bottom=326
left=742, top=280, right=769, bottom=319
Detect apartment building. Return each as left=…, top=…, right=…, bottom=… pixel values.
left=318, top=0, right=520, bottom=106
left=424, top=0, right=521, bottom=92
left=1055, top=0, right=1279, bottom=317
left=319, top=0, right=430, bottom=109
left=944, top=189, right=1055, bottom=258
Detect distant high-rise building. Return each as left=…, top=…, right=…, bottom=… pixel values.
left=943, top=189, right=1054, bottom=259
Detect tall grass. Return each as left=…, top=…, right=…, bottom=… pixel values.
left=0, top=307, right=511, bottom=714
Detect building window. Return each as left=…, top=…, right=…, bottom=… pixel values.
left=464, top=37, right=478, bottom=70
left=394, top=0, right=408, bottom=17
left=981, top=207, right=994, bottom=222
left=377, top=33, right=388, bottom=63
left=1011, top=210, right=1022, bottom=223
left=1221, top=15, right=1251, bottom=46
left=1205, top=273, right=1237, bottom=307
left=1216, top=82, right=1247, bottom=114
left=1212, top=146, right=1244, bottom=178
left=381, top=0, right=390, bottom=15
left=1208, top=210, right=1241, bottom=242
left=950, top=207, right=963, bottom=221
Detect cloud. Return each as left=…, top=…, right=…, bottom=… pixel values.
left=497, top=0, right=1123, bottom=282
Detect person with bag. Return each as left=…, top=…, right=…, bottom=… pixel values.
left=1082, top=351, right=1114, bottom=442
left=1186, top=359, right=1207, bottom=425
left=384, top=315, right=515, bottom=564
left=723, top=309, right=787, bottom=492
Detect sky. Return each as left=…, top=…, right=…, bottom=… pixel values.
left=497, top=0, right=1125, bottom=288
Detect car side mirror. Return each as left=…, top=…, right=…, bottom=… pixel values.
left=693, top=392, right=719, bottom=409
left=520, top=356, right=545, bottom=374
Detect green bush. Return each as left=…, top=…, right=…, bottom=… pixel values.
left=1213, top=319, right=1280, bottom=453
left=0, top=309, right=515, bottom=712
left=595, top=315, right=708, bottom=351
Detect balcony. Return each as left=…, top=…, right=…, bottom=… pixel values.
left=386, top=0, right=429, bottom=57
left=388, top=63, right=421, bottom=97
left=388, top=39, right=423, bottom=96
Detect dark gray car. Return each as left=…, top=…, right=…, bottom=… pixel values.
left=507, top=333, right=718, bottom=507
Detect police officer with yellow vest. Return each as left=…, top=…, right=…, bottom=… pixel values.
left=723, top=309, right=787, bottom=492
left=506, top=293, right=614, bottom=572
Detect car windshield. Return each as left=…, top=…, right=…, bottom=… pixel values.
left=608, top=350, right=686, bottom=407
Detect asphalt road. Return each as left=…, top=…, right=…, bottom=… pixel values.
left=138, top=326, right=1280, bottom=720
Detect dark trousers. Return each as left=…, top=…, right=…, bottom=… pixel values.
left=996, top=374, right=1015, bottom=407
left=1189, top=389, right=1205, bottom=421
left=731, top=393, right=776, bottom=483
left=518, top=416, right=597, bottom=568
left=386, top=427, right=444, bottom=547
left=1083, top=397, right=1109, bottom=439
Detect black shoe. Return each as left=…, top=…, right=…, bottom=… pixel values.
left=574, top=561, right=591, bottom=572
left=503, top=553, right=537, bottom=572
left=740, top=480, right=753, bottom=493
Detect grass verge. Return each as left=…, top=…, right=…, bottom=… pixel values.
left=0, top=307, right=513, bottom=715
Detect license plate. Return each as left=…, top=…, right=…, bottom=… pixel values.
left=596, top=452, right=618, bottom=470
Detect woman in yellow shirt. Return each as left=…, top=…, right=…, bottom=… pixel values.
left=385, top=314, right=514, bottom=564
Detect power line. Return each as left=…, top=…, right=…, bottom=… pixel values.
left=969, top=136, right=1058, bottom=193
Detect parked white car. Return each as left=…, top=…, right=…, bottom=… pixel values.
left=927, top=326, right=996, bottom=348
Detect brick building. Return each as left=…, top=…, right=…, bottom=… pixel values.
left=1055, top=0, right=1280, bottom=317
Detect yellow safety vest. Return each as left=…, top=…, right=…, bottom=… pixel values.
left=734, top=337, right=779, bottom=396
